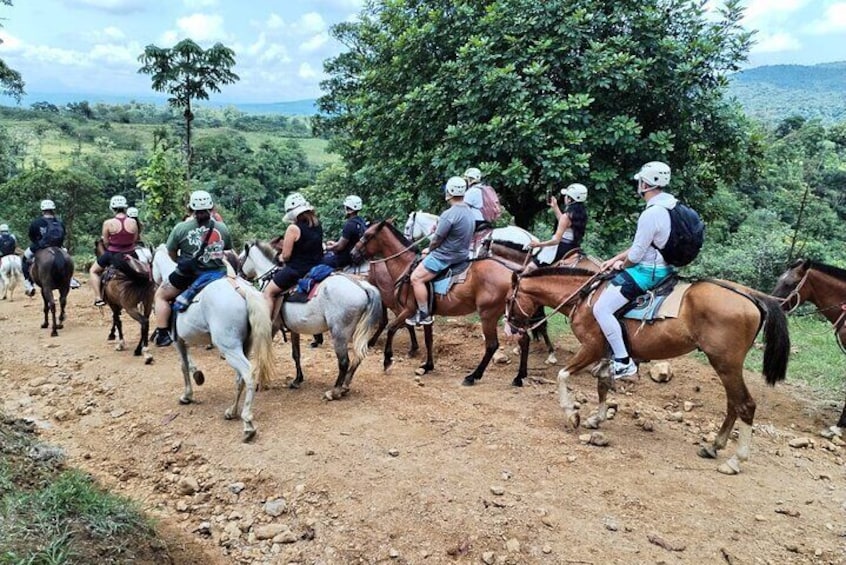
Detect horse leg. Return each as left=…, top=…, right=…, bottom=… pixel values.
left=138, top=317, right=153, bottom=364
left=325, top=336, right=351, bottom=401
left=511, top=332, right=531, bottom=387
left=289, top=332, right=305, bottom=389
left=40, top=289, right=50, bottom=329
left=58, top=288, right=67, bottom=325
left=176, top=340, right=195, bottom=405
left=539, top=324, right=557, bottom=365
left=383, top=308, right=414, bottom=372
left=220, top=345, right=256, bottom=442
left=557, top=343, right=606, bottom=430
left=461, top=314, right=499, bottom=386
left=367, top=305, right=388, bottom=348
left=112, top=307, right=125, bottom=351
left=415, top=324, right=434, bottom=376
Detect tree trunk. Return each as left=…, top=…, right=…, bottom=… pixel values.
left=184, top=102, right=194, bottom=187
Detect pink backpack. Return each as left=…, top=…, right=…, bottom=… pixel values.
left=479, top=184, right=502, bottom=223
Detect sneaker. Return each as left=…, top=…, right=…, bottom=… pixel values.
left=610, top=358, right=638, bottom=380
left=406, top=310, right=433, bottom=326
left=94, top=299, right=106, bottom=307
left=153, top=328, right=173, bottom=347
left=70, top=278, right=81, bottom=289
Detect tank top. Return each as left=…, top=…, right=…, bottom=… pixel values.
left=286, top=220, right=324, bottom=273
left=107, top=216, right=136, bottom=253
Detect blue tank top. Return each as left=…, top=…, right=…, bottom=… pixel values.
left=287, top=220, right=324, bottom=273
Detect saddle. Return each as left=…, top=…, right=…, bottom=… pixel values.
left=430, top=260, right=471, bottom=297
left=617, top=275, right=690, bottom=322
left=173, top=270, right=227, bottom=313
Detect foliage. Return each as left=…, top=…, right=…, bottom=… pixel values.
left=0, top=0, right=25, bottom=103
left=135, top=147, right=187, bottom=242
left=317, top=0, right=754, bottom=239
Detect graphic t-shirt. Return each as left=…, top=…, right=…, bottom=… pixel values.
left=166, top=218, right=232, bottom=271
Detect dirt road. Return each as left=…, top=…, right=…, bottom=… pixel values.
left=1, top=288, right=844, bottom=564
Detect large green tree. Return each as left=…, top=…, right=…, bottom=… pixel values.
left=316, top=0, right=753, bottom=239
left=1, top=0, right=25, bottom=102
left=137, top=39, right=239, bottom=183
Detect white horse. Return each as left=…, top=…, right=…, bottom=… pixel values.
left=152, top=245, right=274, bottom=442
left=403, top=211, right=559, bottom=265
left=0, top=254, right=24, bottom=301
left=240, top=241, right=383, bottom=400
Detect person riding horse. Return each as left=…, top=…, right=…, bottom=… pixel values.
left=153, top=190, right=233, bottom=347
left=594, top=161, right=679, bottom=380
left=525, top=183, right=589, bottom=271
left=0, top=223, right=17, bottom=259
left=407, top=176, right=476, bottom=326
left=22, top=200, right=66, bottom=297
left=322, top=195, right=367, bottom=270
left=126, top=206, right=144, bottom=242
left=89, top=195, right=139, bottom=307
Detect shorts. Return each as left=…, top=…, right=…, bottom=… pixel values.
left=421, top=254, right=449, bottom=273
left=533, top=241, right=578, bottom=267
left=272, top=265, right=302, bottom=291
left=96, top=250, right=127, bottom=268
left=611, top=264, right=674, bottom=301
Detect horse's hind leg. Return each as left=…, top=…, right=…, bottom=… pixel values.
left=415, top=325, right=434, bottom=376
left=221, top=346, right=256, bottom=442
left=112, top=307, right=125, bottom=351
left=289, top=333, right=305, bottom=389
left=58, top=289, right=68, bottom=324
left=462, top=314, right=499, bottom=386
left=176, top=340, right=195, bottom=404
left=326, top=337, right=351, bottom=401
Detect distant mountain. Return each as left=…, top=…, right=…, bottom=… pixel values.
left=727, top=62, right=846, bottom=124
left=1, top=91, right=318, bottom=116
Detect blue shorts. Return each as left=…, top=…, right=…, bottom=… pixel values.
left=421, top=254, right=449, bottom=273
left=611, top=264, right=674, bottom=300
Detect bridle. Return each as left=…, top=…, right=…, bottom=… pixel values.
left=779, top=268, right=811, bottom=314
left=239, top=243, right=278, bottom=289
left=779, top=265, right=846, bottom=353
left=505, top=271, right=601, bottom=335
left=353, top=222, right=429, bottom=265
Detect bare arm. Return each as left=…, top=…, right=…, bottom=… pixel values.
left=328, top=236, right=349, bottom=253
left=100, top=220, right=111, bottom=243
left=281, top=224, right=300, bottom=263
left=530, top=213, right=571, bottom=249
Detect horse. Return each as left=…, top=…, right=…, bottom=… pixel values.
left=0, top=254, right=24, bottom=301
left=152, top=243, right=238, bottom=286
left=30, top=247, right=74, bottom=336
left=152, top=244, right=275, bottom=442
left=239, top=241, right=383, bottom=400
left=505, top=267, right=791, bottom=474
left=772, top=259, right=846, bottom=435
left=351, top=219, right=546, bottom=386
left=94, top=239, right=156, bottom=363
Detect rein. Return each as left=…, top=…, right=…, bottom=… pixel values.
left=363, top=234, right=429, bottom=265
left=780, top=266, right=846, bottom=351
left=507, top=271, right=602, bottom=334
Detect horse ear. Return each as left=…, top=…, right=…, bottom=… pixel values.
left=511, top=271, right=519, bottom=287
left=387, top=217, right=396, bottom=224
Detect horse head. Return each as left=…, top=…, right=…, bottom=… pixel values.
left=772, top=258, right=812, bottom=311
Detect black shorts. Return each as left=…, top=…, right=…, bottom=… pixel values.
left=272, top=265, right=302, bottom=290
left=96, top=250, right=126, bottom=268
left=610, top=270, right=645, bottom=301
left=168, top=269, right=195, bottom=291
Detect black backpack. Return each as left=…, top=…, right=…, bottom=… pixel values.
left=0, top=234, right=15, bottom=256
left=41, top=218, right=65, bottom=247
left=653, top=203, right=705, bottom=267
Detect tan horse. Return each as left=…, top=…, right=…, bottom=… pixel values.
left=773, top=259, right=846, bottom=434
left=506, top=267, right=790, bottom=474
left=351, top=219, right=534, bottom=386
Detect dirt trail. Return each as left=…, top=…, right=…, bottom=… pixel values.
left=1, top=288, right=845, bottom=564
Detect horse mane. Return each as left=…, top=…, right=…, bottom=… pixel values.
left=806, top=259, right=846, bottom=281
left=254, top=240, right=278, bottom=261
left=521, top=266, right=597, bottom=279
left=376, top=219, right=414, bottom=248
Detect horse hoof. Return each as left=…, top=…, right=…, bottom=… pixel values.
left=224, top=410, right=235, bottom=420
left=584, top=415, right=602, bottom=429
left=242, top=429, right=256, bottom=443
left=41, top=323, right=48, bottom=329
left=133, top=350, right=141, bottom=356
left=144, top=357, right=154, bottom=365
left=716, top=457, right=741, bottom=475
left=107, top=335, right=116, bottom=341
left=414, top=366, right=426, bottom=377
left=567, top=412, right=581, bottom=429
left=324, top=390, right=336, bottom=401
left=698, top=445, right=718, bottom=459
left=55, top=324, right=63, bottom=330
left=511, top=377, right=523, bottom=387
left=179, top=397, right=192, bottom=405
left=288, top=381, right=302, bottom=390
left=461, top=376, right=475, bottom=386
left=193, top=371, right=205, bottom=386
left=50, top=331, right=58, bottom=337
left=545, top=355, right=558, bottom=365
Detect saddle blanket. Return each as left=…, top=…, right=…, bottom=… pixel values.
left=174, top=270, right=227, bottom=312
left=432, top=262, right=471, bottom=295
left=623, top=283, right=691, bottom=321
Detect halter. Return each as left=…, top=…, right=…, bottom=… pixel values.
left=505, top=271, right=601, bottom=335
left=240, top=244, right=278, bottom=288
left=354, top=222, right=429, bottom=265
left=779, top=268, right=811, bottom=313
left=780, top=265, right=846, bottom=353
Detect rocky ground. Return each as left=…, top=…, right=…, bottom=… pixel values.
left=1, top=287, right=845, bottom=564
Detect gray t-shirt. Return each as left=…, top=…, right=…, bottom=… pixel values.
left=431, top=203, right=475, bottom=264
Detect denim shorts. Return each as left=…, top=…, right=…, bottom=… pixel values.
left=421, top=254, right=449, bottom=273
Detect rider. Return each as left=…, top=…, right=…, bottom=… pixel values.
left=322, top=195, right=367, bottom=270
left=594, top=161, right=677, bottom=380
left=527, top=183, right=588, bottom=269
left=262, top=192, right=324, bottom=315
left=407, top=176, right=475, bottom=326
left=153, top=190, right=232, bottom=347
left=22, top=200, right=66, bottom=297
left=0, top=224, right=17, bottom=259
left=89, top=195, right=139, bottom=307
left=127, top=207, right=144, bottom=242
left=463, top=167, right=489, bottom=256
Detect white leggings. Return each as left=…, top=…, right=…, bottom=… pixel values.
left=592, top=284, right=630, bottom=359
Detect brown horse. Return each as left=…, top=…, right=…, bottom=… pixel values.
left=31, top=247, right=74, bottom=336
left=351, top=219, right=538, bottom=386
left=95, top=239, right=156, bottom=363
left=772, top=259, right=846, bottom=433
left=505, top=267, right=790, bottom=473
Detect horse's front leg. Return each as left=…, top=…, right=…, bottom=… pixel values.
left=176, top=340, right=195, bottom=404
left=289, top=332, right=305, bottom=389
left=557, top=343, right=605, bottom=430
left=510, top=332, right=530, bottom=387
left=112, top=307, right=125, bottom=351
left=383, top=307, right=415, bottom=372
left=58, top=290, right=67, bottom=324
left=40, top=290, right=50, bottom=329
left=414, top=324, right=434, bottom=376
left=461, top=313, right=499, bottom=386
left=137, top=317, right=153, bottom=364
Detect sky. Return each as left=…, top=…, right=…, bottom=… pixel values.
left=0, top=0, right=845, bottom=104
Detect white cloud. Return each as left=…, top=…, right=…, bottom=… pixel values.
left=803, top=2, right=846, bottom=34
left=0, top=30, right=24, bottom=51
left=246, top=33, right=266, bottom=56
left=159, top=30, right=179, bottom=45
left=63, top=0, right=145, bottom=15
left=258, top=43, right=291, bottom=64
left=176, top=13, right=227, bottom=42
left=295, top=12, right=327, bottom=35
left=742, top=0, right=808, bottom=25
left=300, top=33, right=329, bottom=53
left=751, top=31, right=802, bottom=53
left=103, top=26, right=125, bottom=40
left=266, top=13, right=285, bottom=29
left=88, top=42, right=141, bottom=65
left=183, top=0, right=218, bottom=8
left=298, top=62, right=318, bottom=79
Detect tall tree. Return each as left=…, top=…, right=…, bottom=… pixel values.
left=316, top=0, right=753, bottom=238
left=137, top=39, right=239, bottom=183
left=0, top=0, right=25, bottom=102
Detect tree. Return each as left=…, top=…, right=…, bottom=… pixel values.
left=316, top=0, right=753, bottom=239
left=0, top=0, right=25, bottom=102
left=138, top=39, right=239, bottom=184
left=136, top=146, right=188, bottom=243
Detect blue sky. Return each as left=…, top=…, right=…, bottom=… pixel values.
left=0, top=0, right=845, bottom=104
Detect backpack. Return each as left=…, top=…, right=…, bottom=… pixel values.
left=297, top=264, right=335, bottom=295
left=0, top=234, right=15, bottom=256
left=479, top=184, right=502, bottom=223
left=654, top=203, right=705, bottom=267
left=41, top=218, right=65, bottom=247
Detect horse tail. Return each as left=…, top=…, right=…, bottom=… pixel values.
left=754, top=291, right=790, bottom=386
left=351, top=282, right=382, bottom=363
left=51, top=249, right=67, bottom=280
left=244, top=288, right=275, bottom=391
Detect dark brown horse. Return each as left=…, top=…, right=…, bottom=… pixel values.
left=506, top=267, right=790, bottom=474
left=351, top=219, right=537, bottom=386
left=773, top=259, right=846, bottom=433
left=31, top=247, right=74, bottom=336
left=95, top=239, right=156, bottom=363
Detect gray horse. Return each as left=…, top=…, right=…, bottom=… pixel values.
left=240, top=241, right=383, bottom=400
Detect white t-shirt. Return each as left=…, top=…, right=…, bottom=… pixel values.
left=463, top=185, right=484, bottom=222
left=627, top=192, right=677, bottom=267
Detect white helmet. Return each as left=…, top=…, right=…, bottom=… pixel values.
left=110, top=195, right=128, bottom=210
left=126, top=207, right=139, bottom=218
left=561, top=183, right=588, bottom=203
left=445, top=176, right=467, bottom=198
left=343, top=195, right=363, bottom=211
left=40, top=199, right=56, bottom=211
left=0, top=224, right=8, bottom=232
left=189, top=190, right=214, bottom=211
left=284, top=192, right=314, bottom=222
left=463, top=167, right=482, bottom=182
left=633, top=161, right=671, bottom=187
